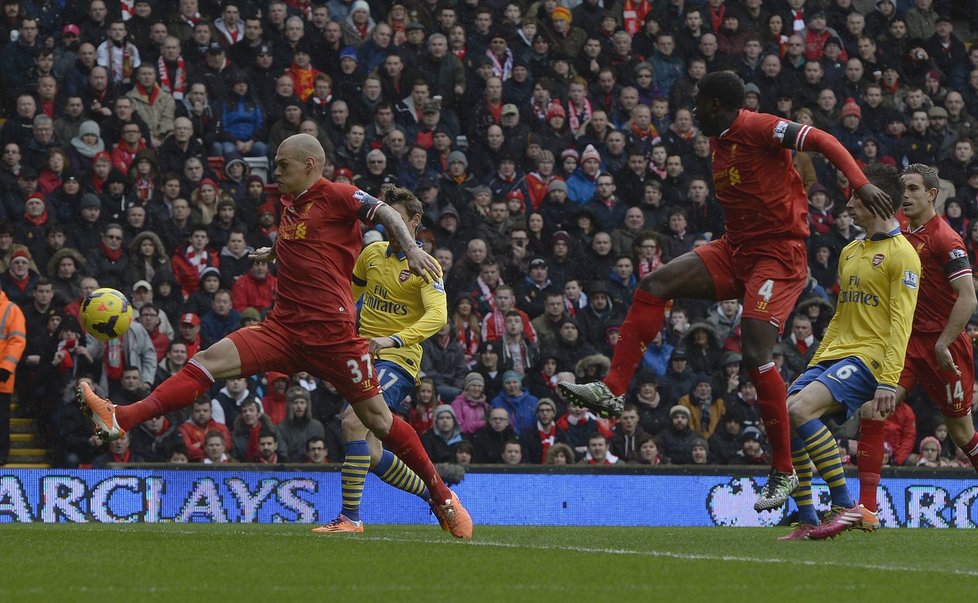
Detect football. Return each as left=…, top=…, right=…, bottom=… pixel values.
left=80, top=287, right=134, bottom=340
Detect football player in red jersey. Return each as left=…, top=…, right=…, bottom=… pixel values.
left=559, top=71, right=894, bottom=511
left=78, top=134, right=473, bottom=538
left=814, top=163, right=978, bottom=539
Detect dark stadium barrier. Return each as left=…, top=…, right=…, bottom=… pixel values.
left=0, top=466, right=975, bottom=527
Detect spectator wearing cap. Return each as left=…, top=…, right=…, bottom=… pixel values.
left=566, top=144, right=602, bottom=205
left=736, top=426, right=770, bottom=465
left=926, top=105, right=956, bottom=162
left=637, top=325, right=673, bottom=378
left=13, top=193, right=54, bottom=260
left=451, top=372, right=490, bottom=435
left=2, top=248, right=39, bottom=307
left=212, top=73, right=265, bottom=158
left=548, top=6, right=586, bottom=59
left=678, top=372, right=725, bottom=439
left=175, top=310, right=202, bottom=358
left=829, top=97, right=869, bottom=158
left=520, top=398, right=568, bottom=464
left=533, top=178, right=568, bottom=236
left=707, top=410, right=745, bottom=465
left=657, top=405, right=697, bottom=464
left=630, top=370, right=673, bottom=436
left=515, top=258, right=552, bottom=319
left=544, top=317, right=598, bottom=373
left=473, top=339, right=514, bottom=400
left=438, top=150, right=477, bottom=211
left=659, top=346, right=694, bottom=403
left=341, top=0, right=375, bottom=46
left=67, top=120, right=105, bottom=175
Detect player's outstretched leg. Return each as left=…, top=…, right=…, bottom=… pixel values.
left=557, top=288, right=664, bottom=416
left=80, top=340, right=237, bottom=439
left=560, top=253, right=714, bottom=416
left=314, top=409, right=430, bottom=534
left=354, top=396, right=472, bottom=539
left=779, top=436, right=819, bottom=541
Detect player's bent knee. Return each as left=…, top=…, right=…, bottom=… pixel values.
left=352, top=395, right=394, bottom=439
left=787, top=396, right=815, bottom=426
left=191, top=339, right=242, bottom=380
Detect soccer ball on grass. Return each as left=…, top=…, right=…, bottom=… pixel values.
left=80, top=288, right=133, bottom=340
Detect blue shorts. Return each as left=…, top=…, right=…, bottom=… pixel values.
left=343, top=360, right=415, bottom=415
left=788, top=356, right=878, bottom=416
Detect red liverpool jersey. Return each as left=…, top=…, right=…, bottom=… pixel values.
left=904, top=214, right=973, bottom=334
left=711, top=110, right=868, bottom=247
left=271, top=178, right=383, bottom=341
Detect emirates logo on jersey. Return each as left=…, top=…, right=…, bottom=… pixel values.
left=873, top=254, right=885, bottom=267
left=399, top=270, right=411, bottom=282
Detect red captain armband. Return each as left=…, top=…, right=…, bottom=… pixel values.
left=353, top=188, right=387, bottom=224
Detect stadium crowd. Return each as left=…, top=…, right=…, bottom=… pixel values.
left=1, top=0, right=977, bottom=470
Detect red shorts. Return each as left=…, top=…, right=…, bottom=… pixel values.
left=693, top=236, right=808, bottom=333
left=227, top=318, right=381, bottom=403
left=897, top=331, right=974, bottom=418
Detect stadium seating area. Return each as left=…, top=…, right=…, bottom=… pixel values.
left=1, top=0, right=977, bottom=470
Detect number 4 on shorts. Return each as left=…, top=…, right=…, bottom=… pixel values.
left=758, top=279, right=774, bottom=302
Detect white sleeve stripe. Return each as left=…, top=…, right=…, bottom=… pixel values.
left=948, top=270, right=972, bottom=282
left=796, top=125, right=812, bottom=150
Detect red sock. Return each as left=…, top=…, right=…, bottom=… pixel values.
left=857, top=418, right=884, bottom=512
left=382, top=415, right=452, bottom=502
left=962, top=432, right=978, bottom=472
left=115, top=361, right=215, bottom=431
left=751, top=363, right=792, bottom=473
left=604, top=289, right=666, bottom=396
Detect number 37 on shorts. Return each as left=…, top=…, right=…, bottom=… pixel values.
left=347, top=354, right=374, bottom=387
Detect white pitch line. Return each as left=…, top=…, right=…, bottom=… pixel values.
left=355, top=535, right=978, bottom=579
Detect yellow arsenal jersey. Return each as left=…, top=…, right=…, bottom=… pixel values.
left=810, top=227, right=921, bottom=388
left=351, top=242, right=447, bottom=377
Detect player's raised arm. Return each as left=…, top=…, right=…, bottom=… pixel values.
left=373, top=194, right=441, bottom=284
left=776, top=121, right=892, bottom=218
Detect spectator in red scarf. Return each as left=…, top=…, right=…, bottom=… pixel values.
left=171, top=225, right=219, bottom=296
left=92, top=431, right=143, bottom=467
left=519, top=398, right=569, bottom=464
left=230, top=398, right=280, bottom=462
left=580, top=433, right=620, bottom=464
left=2, top=249, right=38, bottom=307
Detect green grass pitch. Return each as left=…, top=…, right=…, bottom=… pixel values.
left=1, top=524, right=975, bottom=602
